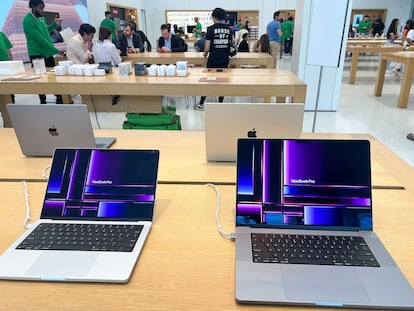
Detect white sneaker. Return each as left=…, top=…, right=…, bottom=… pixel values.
left=194, top=103, right=204, bottom=111
left=392, top=67, right=401, bottom=76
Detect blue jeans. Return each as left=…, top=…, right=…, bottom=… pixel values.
left=284, top=38, right=292, bottom=55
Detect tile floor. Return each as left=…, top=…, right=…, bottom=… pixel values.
left=2, top=54, right=414, bottom=166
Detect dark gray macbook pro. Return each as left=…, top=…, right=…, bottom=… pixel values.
left=235, top=138, right=414, bottom=309
left=7, top=104, right=116, bottom=156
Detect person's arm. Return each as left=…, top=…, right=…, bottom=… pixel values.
left=23, top=15, right=60, bottom=55
left=1, top=32, right=13, bottom=60
left=134, top=34, right=144, bottom=52
left=116, top=35, right=127, bottom=56
left=110, top=43, right=122, bottom=65
left=111, top=21, right=118, bottom=40
left=276, top=26, right=283, bottom=38
left=253, top=40, right=259, bottom=52
left=69, top=37, right=90, bottom=63
left=146, top=40, right=152, bottom=52
left=157, top=37, right=164, bottom=52
left=195, top=23, right=202, bottom=35
left=171, top=36, right=186, bottom=52
left=406, top=32, right=414, bottom=45
left=47, top=20, right=58, bottom=32
left=203, top=40, right=211, bottom=58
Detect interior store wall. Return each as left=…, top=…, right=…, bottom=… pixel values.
left=352, top=0, right=412, bottom=32
left=84, top=0, right=412, bottom=112
left=86, top=0, right=144, bottom=33
left=86, top=0, right=412, bottom=49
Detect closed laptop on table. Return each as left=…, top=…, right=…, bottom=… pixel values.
left=204, top=102, right=304, bottom=162
left=0, top=148, right=159, bottom=283
left=235, top=138, right=414, bottom=309
left=6, top=104, right=116, bottom=157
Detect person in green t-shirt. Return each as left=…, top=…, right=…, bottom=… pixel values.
left=193, top=17, right=202, bottom=39
left=101, top=11, right=118, bottom=42
left=0, top=31, right=15, bottom=103
left=358, top=16, right=371, bottom=35
left=282, top=16, right=294, bottom=56
left=23, top=0, right=64, bottom=104
left=0, top=31, right=13, bottom=61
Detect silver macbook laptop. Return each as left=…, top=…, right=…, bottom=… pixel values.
left=0, top=148, right=159, bottom=283
left=6, top=104, right=116, bottom=156
left=235, top=139, right=414, bottom=309
left=204, top=103, right=303, bottom=162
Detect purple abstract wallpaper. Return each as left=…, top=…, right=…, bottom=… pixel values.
left=42, top=149, right=159, bottom=221
left=236, top=139, right=372, bottom=229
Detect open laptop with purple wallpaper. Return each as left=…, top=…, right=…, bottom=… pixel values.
left=0, top=148, right=159, bottom=283
left=235, top=139, right=414, bottom=309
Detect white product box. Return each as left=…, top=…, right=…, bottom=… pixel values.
left=177, top=69, right=188, bottom=77
left=68, top=64, right=83, bottom=75
left=157, top=64, right=167, bottom=76
left=54, top=65, right=67, bottom=76
left=176, top=61, right=188, bottom=71
left=147, top=65, right=158, bottom=76
left=83, top=64, right=99, bottom=76
left=166, top=64, right=176, bottom=76
left=94, top=69, right=106, bottom=76
left=0, top=61, right=25, bottom=75
left=32, top=58, right=47, bottom=75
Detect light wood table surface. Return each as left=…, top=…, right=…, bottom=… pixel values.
left=0, top=68, right=306, bottom=127
left=346, top=44, right=406, bottom=84
left=122, top=51, right=273, bottom=68
left=347, top=38, right=403, bottom=46
left=374, top=51, right=414, bottom=108
left=0, top=129, right=412, bottom=190
left=0, top=181, right=413, bottom=310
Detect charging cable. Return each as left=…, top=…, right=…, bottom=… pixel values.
left=42, top=165, right=51, bottom=181
left=206, top=183, right=235, bottom=241
left=22, top=181, right=32, bottom=229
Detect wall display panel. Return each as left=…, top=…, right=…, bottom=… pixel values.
left=166, top=11, right=212, bottom=36
left=107, top=3, right=139, bottom=34
left=350, top=9, right=387, bottom=32
left=1, top=0, right=89, bottom=62
left=165, top=10, right=259, bottom=39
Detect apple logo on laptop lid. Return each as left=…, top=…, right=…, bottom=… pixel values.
left=48, top=126, right=59, bottom=136
left=247, top=128, right=257, bottom=138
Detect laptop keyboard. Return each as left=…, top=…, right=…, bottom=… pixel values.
left=96, top=143, right=107, bottom=148
left=16, top=223, right=144, bottom=252
left=251, top=233, right=380, bottom=267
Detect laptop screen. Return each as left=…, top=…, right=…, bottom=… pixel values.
left=41, top=149, right=159, bottom=221
left=236, top=139, right=372, bottom=230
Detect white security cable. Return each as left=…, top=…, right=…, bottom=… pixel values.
left=22, top=181, right=32, bottom=229
left=42, top=165, right=51, bottom=181
left=206, top=183, right=235, bottom=241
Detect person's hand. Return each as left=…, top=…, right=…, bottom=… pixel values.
left=160, top=46, right=170, bottom=53
left=117, top=49, right=121, bottom=55
left=86, top=40, right=93, bottom=51
left=54, top=17, right=62, bottom=26
left=58, top=50, right=66, bottom=56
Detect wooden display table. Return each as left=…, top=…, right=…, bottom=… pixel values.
left=374, top=51, right=414, bottom=108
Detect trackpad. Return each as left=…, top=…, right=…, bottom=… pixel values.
left=281, top=265, right=370, bottom=304
left=26, top=252, right=98, bottom=278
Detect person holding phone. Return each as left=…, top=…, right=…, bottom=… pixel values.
left=23, top=0, right=65, bottom=104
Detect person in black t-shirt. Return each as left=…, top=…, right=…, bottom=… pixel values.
left=238, top=33, right=250, bottom=52
left=195, top=7, right=233, bottom=111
